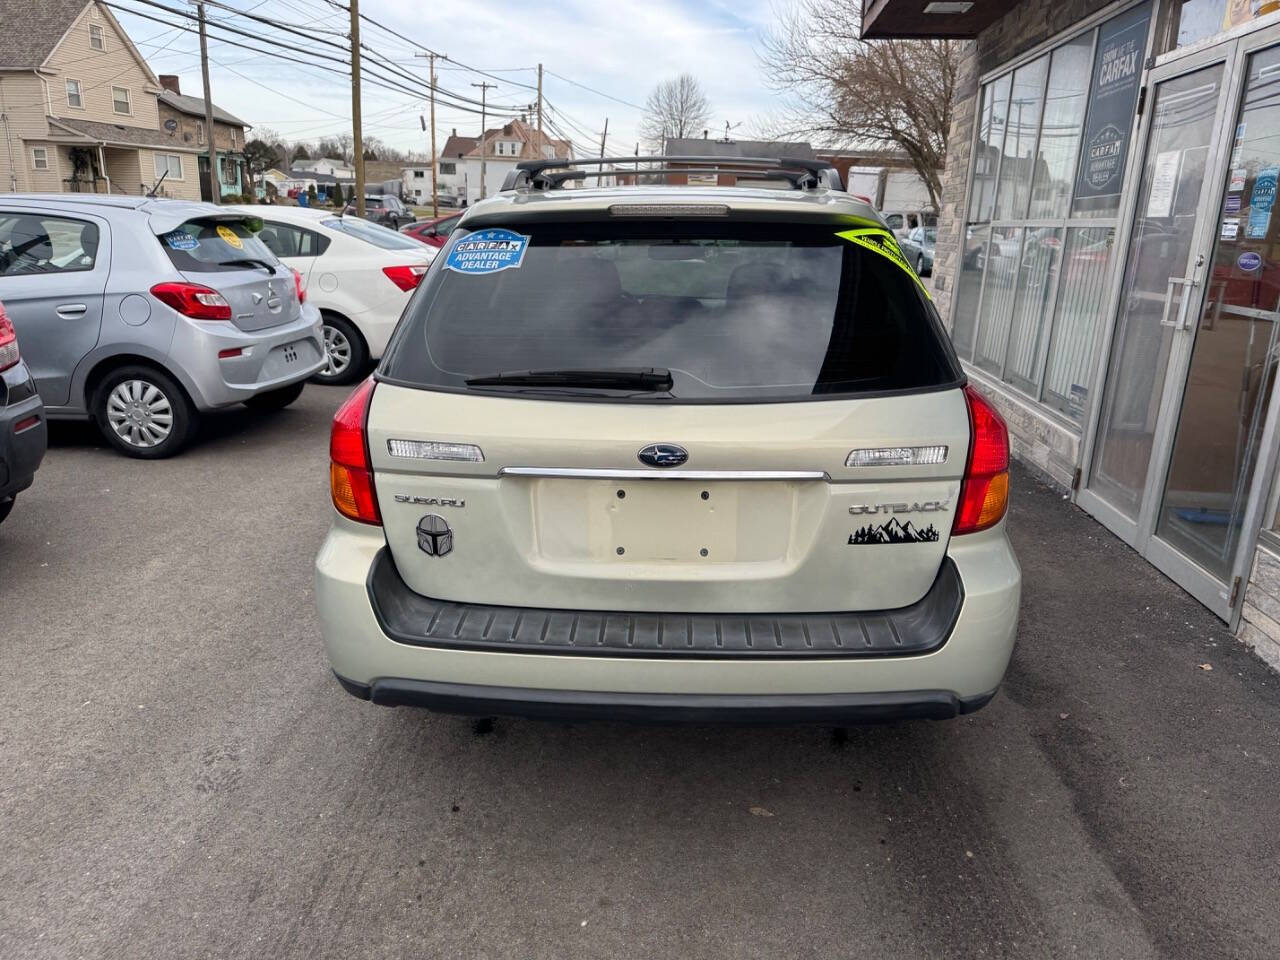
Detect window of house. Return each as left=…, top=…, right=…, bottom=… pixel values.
left=112, top=86, right=131, bottom=115
left=413, top=170, right=425, bottom=178
left=65, top=79, right=83, bottom=109
left=196, top=121, right=204, bottom=144
left=219, top=157, right=236, bottom=185
left=89, top=23, right=104, bottom=50
left=230, top=128, right=237, bottom=149
left=154, top=154, right=183, bottom=179
left=439, top=162, right=456, bottom=175
left=32, top=147, right=48, bottom=170
left=950, top=2, right=1151, bottom=425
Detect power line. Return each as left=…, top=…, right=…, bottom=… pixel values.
left=544, top=69, right=644, bottom=111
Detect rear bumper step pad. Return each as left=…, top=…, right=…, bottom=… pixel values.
left=367, top=549, right=963, bottom=659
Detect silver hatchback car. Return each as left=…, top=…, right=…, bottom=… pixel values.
left=0, top=195, right=325, bottom=458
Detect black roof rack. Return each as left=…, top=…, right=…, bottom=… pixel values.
left=501, top=155, right=845, bottom=193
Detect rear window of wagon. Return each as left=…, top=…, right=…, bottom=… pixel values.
left=378, top=219, right=961, bottom=403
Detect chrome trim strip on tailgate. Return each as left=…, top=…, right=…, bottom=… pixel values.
left=498, top=467, right=830, bottom=481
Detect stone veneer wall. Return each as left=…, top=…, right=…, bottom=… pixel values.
left=1240, top=546, right=1280, bottom=671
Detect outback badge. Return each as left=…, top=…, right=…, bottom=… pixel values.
left=416, top=514, right=453, bottom=557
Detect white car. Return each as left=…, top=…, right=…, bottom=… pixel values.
left=225, top=206, right=435, bottom=385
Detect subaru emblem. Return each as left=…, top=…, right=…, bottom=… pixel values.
left=637, top=443, right=688, bottom=468
left=416, top=514, right=453, bottom=556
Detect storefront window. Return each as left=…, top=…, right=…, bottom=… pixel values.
left=953, top=2, right=1150, bottom=424
left=973, top=226, right=1023, bottom=375
left=1030, top=37, right=1093, bottom=219
left=969, top=75, right=1011, bottom=222
left=1042, top=228, right=1115, bottom=419
left=1004, top=228, right=1065, bottom=393
left=1177, top=0, right=1280, bottom=49
left=995, top=57, right=1049, bottom=220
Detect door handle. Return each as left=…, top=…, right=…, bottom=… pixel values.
left=55, top=302, right=87, bottom=318
left=1159, top=277, right=1200, bottom=331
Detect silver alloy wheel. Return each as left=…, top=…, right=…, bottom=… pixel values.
left=322, top=323, right=352, bottom=378
left=106, top=379, right=174, bottom=448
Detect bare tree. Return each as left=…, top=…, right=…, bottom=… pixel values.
left=639, top=74, right=713, bottom=153
left=758, top=0, right=961, bottom=209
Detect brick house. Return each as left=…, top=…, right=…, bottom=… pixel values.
left=863, top=0, right=1280, bottom=667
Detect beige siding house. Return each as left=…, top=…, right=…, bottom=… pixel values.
left=0, top=0, right=217, bottom=198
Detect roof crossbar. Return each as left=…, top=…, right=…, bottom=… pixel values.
left=501, top=155, right=845, bottom=192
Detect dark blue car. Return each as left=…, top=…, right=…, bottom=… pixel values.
left=0, top=300, right=46, bottom=525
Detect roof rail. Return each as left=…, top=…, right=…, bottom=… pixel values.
left=501, top=155, right=845, bottom=193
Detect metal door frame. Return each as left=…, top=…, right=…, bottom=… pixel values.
left=1076, top=40, right=1238, bottom=544
left=1078, top=23, right=1280, bottom=621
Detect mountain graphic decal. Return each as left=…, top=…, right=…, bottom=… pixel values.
left=848, top=517, right=941, bottom=545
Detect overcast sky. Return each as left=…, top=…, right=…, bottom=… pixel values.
left=116, top=0, right=789, bottom=160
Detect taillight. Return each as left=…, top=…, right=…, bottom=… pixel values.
left=0, top=303, right=17, bottom=372
left=953, top=384, right=1010, bottom=535
left=150, top=282, right=232, bottom=320
left=291, top=266, right=306, bottom=304
left=382, top=264, right=428, bottom=292
left=330, top=377, right=380, bottom=524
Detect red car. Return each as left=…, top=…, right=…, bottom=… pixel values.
left=401, top=212, right=463, bottom=249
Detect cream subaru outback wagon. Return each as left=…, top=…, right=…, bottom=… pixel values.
left=314, top=156, right=1021, bottom=724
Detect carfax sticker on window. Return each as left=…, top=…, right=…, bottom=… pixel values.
left=163, top=230, right=199, bottom=251
left=444, top=228, right=530, bottom=274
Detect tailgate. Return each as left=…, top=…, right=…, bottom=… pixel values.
left=367, top=384, right=969, bottom=614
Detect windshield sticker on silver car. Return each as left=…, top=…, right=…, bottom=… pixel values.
left=849, top=519, right=940, bottom=545
left=162, top=230, right=199, bottom=251
left=444, top=229, right=530, bottom=275
left=834, top=227, right=932, bottom=299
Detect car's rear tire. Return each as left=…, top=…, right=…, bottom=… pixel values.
left=93, top=365, right=195, bottom=459
left=0, top=496, right=14, bottom=525
left=314, top=314, right=367, bottom=386
left=243, top=381, right=305, bottom=411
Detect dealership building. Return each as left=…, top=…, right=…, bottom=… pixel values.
left=862, top=0, right=1280, bottom=666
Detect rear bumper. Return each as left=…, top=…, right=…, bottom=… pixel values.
left=334, top=673, right=996, bottom=724
left=0, top=362, right=47, bottom=500
left=315, top=517, right=1021, bottom=722
left=169, top=302, right=325, bottom=410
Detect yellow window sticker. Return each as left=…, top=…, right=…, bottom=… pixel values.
left=835, top=227, right=931, bottom=299
left=216, top=224, right=244, bottom=250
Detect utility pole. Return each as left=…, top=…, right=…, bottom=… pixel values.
left=599, top=117, right=608, bottom=158
left=349, top=0, right=364, bottom=217
left=471, top=81, right=495, bottom=201
left=536, top=63, right=543, bottom=143
left=414, top=51, right=446, bottom=217
left=196, top=2, right=218, bottom=204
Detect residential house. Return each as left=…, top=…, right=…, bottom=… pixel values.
left=405, top=120, right=570, bottom=207
left=0, top=0, right=247, bottom=199
left=291, top=157, right=354, bottom=180
left=155, top=75, right=248, bottom=200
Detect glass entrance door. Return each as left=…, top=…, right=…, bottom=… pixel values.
left=1147, top=40, right=1280, bottom=612
left=1080, top=26, right=1280, bottom=619
left=1084, top=59, right=1227, bottom=537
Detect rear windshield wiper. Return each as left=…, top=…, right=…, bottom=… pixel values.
left=465, top=367, right=674, bottom=391
left=218, top=257, right=277, bottom=274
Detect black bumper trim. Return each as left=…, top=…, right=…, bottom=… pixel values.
left=367, top=548, right=963, bottom=660
left=333, top=672, right=996, bottom=724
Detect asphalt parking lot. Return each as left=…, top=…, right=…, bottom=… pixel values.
left=2, top=383, right=1279, bottom=960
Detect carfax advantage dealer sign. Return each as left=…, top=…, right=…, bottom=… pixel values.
left=1074, top=2, right=1152, bottom=204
